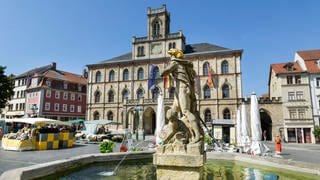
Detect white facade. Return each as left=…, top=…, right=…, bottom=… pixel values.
left=5, top=78, right=28, bottom=118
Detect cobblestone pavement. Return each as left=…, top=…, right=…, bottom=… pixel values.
left=0, top=136, right=155, bottom=175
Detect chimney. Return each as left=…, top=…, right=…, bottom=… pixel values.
left=52, top=62, right=56, bottom=70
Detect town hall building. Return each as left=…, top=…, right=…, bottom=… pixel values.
left=86, top=5, right=243, bottom=142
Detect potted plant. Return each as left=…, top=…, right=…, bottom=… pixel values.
left=99, top=139, right=115, bottom=153
left=313, top=126, right=320, bottom=144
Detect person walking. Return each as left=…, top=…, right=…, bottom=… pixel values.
left=274, top=135, right=282, bottom=154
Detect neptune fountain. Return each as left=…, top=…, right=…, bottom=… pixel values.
left=154, top=48, right=205, bottom=180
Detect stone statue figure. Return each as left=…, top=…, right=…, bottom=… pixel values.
left=161, top=49, right=204, bottom=148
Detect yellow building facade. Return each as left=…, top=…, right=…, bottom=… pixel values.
left=86, top=5, right=243, bottom=143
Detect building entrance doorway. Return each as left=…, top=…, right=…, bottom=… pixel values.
left=260, top=109, right=272, bottom=140
left=143, top=107, right=156, bottom=135
left=222, top=126, right=230, bottom=143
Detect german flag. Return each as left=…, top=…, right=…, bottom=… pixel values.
left=207, top=67, right=214, bottom=88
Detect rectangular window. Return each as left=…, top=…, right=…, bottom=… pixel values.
left=63, top=104, right=67, bottom=112
left=46, top=80, right=51, bottom=87
left=288, top=92, right=295, bottom=101
left=298, top=109, right=305, bottom=119
left=317, top=78, right=320, bottom=87
left=46, top=90, right=51, bottom=98
left=63, top=92, right=68, bottom=100
left=77, top=106, right=81, bottom=113
left=296, top=91, right=303, bottom=100
left=45, top=103, right=50, bottom=111
left=289, top=109, right=297, bottom=119
left=287, top=76, right=293, bottom=84
left=71, top=93, right=75, bottom=101
left=55, top=91, right=60, bottom=99
left=64, top=82, right=68, bottom=89
left=54, top=103, right=59, bottom=111
left=78, top=94, right=82, bottom=101
left=78, top=85, right=82, bottom=91
left=295, top=75, right=301, bottom=84
left=70, top=105, right=75, bottom=112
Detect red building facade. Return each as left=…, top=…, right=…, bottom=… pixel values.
left=26, top=63, right=87, bottom=121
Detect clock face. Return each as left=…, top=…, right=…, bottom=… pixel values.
left=151, top=44, right=162, bottom=55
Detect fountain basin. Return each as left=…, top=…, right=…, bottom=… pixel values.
left=1, top=151, right=319, bottom=180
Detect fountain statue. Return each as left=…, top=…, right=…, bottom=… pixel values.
left=153, top=49, right=205, bottom=180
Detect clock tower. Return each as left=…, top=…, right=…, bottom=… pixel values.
left=132, top=4, right=185, bottom=60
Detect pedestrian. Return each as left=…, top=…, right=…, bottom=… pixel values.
left=263, top=130, right=267, bottom=142
left=274, top=135, right=282, bottom=154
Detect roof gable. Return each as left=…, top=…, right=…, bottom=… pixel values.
left=297, top=49, right=320, bottom=60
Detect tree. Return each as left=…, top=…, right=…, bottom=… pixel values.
left=0, top=66, right=14, bottom=109
left=313, top=125, right=320, bottom=143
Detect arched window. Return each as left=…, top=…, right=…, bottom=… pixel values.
left=137, top=88, right=144, bottom=99
left=94, top=91, right=101, bottom=103
left=109, top=70, right=115, bottom=82
left=203, top=62, right=210, bottom=76
left=204, top=109, right=211, bottom=122
left=154, top=66, right=160, bottom=79
left=123, top=69, right=129, bottom=81
left=222, top=84, right=230, bottom=98
left=153, top=20, right=160, bottom=37
left=93, top=111, right=100, bottom=120
left=108, top=90, right=114, bottom=102
left=137, top=46, right=145, bottom=57
left=152, top=87, right=160, bottom=100
left=95, top=71, right=101, bottom=82
left=107, top=111, right=113, bottom=120
left=223, top=108, right=231, bottom=119
left=169, top=87, right=175, bottom=99
left=221, top=60, right=229, bottom=74
left=122, top=89, right=129, bottom=101
left=169, top=42, right=176, bottom=50
left=137, top=68, right=144, bottom=80
left=203, top=85, right=211, bottom=99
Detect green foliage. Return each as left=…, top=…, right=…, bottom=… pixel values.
left=130, top=147, right=144, bottom=152
left=0, top=66, right=14, bottom=109
left=99, top=140, right=115, bottom=153
left=204, top=134, right=213, bottom=145
left=313, top=126, right=320, bottom=139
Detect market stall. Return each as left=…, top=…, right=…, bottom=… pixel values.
left=2, top=118, right=75, bottom=151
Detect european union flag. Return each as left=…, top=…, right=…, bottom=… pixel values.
left=148, top=64, right=156, bottom=90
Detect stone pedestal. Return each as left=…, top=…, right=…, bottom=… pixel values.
left=153, top=153, right=205, bottom=180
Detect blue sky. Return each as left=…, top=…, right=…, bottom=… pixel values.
left=0, top=0, right=319, bottom=97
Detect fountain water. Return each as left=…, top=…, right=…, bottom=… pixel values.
left=97, top=137, right=152, bottom=176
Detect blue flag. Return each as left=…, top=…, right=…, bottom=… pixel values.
left=148, top=64, right=156, bottom=90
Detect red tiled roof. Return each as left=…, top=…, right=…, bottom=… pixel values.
left=271, top=62, right=303, bottom=74
left=304, top=60, right=320, bottom=73
left=297, top=49, right=320, bottom=60
left=42, top=70, right=87, bottom=84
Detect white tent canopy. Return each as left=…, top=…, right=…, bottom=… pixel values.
left=5, top=118, right=70, bottom=126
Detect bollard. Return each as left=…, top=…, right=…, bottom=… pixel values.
left=142, top=129, right=145, bottom=141
left=135, top=129, right=139, bottom=141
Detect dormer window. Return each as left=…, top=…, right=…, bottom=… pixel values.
left=46, top=80, right=51, bottom=87
left=285, top=62, right=294, bottom=72
left=317, top=59, right=320, bottom=68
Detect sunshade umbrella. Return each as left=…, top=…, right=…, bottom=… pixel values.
left=236, top=108, right=242, bottom=146
left=156, top=93, right=165, bottom=145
